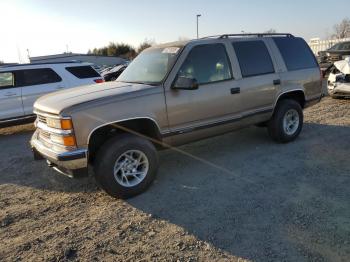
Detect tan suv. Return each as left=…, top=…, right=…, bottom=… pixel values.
left=31, top=33, right=323, bottom=198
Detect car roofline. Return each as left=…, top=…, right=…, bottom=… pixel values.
left=0, top=61, right=92, bottom=69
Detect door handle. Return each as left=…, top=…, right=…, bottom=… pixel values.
left=273, top=79, right=281, bottom=85
left=4, top=92, right=17, bottom=97
left=230, top=87, right=240, bottom=94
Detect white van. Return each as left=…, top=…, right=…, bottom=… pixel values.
left=0, top=62, right=103, bottom=127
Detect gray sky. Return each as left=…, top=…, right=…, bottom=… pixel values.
left=1, top=0, right=349, bottom=63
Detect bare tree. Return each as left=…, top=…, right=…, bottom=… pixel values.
left=137, top=39, right=155, bottom=54
left=333, top=18, right=350, bottom=39
left=264, top=28, right=277, bottom=34
left=88, top=43, right=136, bottom=60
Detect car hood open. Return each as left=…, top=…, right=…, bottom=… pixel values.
left=334, top=57, right=350, bottom=75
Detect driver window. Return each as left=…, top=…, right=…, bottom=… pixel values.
left=178, top=44, right=232, bottom=85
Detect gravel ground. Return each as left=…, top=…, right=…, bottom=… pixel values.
left=0, top=97, right=349, bottom=262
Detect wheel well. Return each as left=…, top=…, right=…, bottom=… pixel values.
left=88, top=119, right=162, bottom=163
left=276, top=90, right=306, bottom=108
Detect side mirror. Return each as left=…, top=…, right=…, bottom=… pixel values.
left=172, top=76, right=199, bottom=90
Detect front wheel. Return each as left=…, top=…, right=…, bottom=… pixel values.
left=94, top=134, right=159, bottom=199
left=268, top=99, right=303, bottom=143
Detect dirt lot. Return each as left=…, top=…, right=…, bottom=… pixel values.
left=0, top=97, right=349, bottom=262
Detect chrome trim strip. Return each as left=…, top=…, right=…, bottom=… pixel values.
left=33, top=110, right=71, bottom=120
left=273, top=89, right=304, bottom=109
left=37, top=122, right=73, bottom=135
left=162, top=107, right=273, bottom=137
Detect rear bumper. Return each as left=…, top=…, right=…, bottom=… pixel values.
left=31, top=132, right=88, bottom=178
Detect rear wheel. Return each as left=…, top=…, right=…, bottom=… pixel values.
left=268, top=99, right=303, bottom=143
left=94, top=134, right=159, bottom=199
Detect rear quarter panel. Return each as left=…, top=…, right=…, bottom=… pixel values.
left=278, top=68, right=322, bottom=102
left=267, top=38, right=322, bottom=105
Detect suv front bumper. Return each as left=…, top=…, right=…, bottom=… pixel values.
left=31, top=131, right=88, bottom=178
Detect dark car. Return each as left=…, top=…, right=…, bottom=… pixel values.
left=102, top=64, right=128, bottom=81
left=318, top=41, right=350, bottom=64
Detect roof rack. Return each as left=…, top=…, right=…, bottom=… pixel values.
left=219, top=33, right=294, bottom=39
left=201, top=33, right=294, bottom=40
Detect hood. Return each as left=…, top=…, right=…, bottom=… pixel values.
left=334, top=57, right=350, bottom=75
left=34, top=81, right=156, bottom=115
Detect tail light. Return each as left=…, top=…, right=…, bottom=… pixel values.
left=94, top=79, right=104, bottom=83
left=319, top=67, right=324, bottom=79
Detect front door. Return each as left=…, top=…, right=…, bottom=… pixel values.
left=164, top=43, right=242, bottom=133
left=0, top=72, right=24, bottom=120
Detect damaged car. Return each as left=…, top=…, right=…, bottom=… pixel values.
left=318, top=41, right=350, bottom=65
left=328, top=57, right=350, bottom=98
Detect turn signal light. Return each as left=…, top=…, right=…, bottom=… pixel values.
left=61, top=119, right=73, bottom=130
left=62, top=136, right=76, bottom=147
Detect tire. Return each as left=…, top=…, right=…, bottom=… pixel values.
left=268, top=99, right=303, bottom=143
left=94, top=134, right=159, bottom=199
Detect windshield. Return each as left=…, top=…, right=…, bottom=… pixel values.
left=118, top=47, right=181, bottom=84
left=329, top=42, right=350, bottom=51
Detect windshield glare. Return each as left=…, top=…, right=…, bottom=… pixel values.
left=118, top=47, right=181, bottom=84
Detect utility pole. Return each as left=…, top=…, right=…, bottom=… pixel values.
left=196, top=14, right=201, bottom=39
left=26, top=49, right=30, bottom=61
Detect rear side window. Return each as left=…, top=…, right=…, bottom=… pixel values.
left=16, top=68, right=62, bottom=87
left=66, top=66, right=100, bottom=79
left=0, top=72, right=14, bottom=88
left=232, top=41, right=275, bottom=78
left=274, top=37, right=318, bottom=71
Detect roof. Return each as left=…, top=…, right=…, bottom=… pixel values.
left=150, top=33, right=294, bottom=49
left=0, top=61, right=90, bottom=69
left=30, top=53, right=125, bottom=61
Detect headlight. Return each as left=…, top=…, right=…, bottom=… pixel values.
left=50, top=134, right=76, bottom=147
left=46, top=118, right=73, bottom=130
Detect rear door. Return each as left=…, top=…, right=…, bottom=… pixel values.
left=0, top=71, right=24, bottom=120
left=231, top=39, right=280, bottom=114
left=17, top=68, right=65, bottom=115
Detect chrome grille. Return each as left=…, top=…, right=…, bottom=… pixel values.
left=37, top=115, right=47, bottom=124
